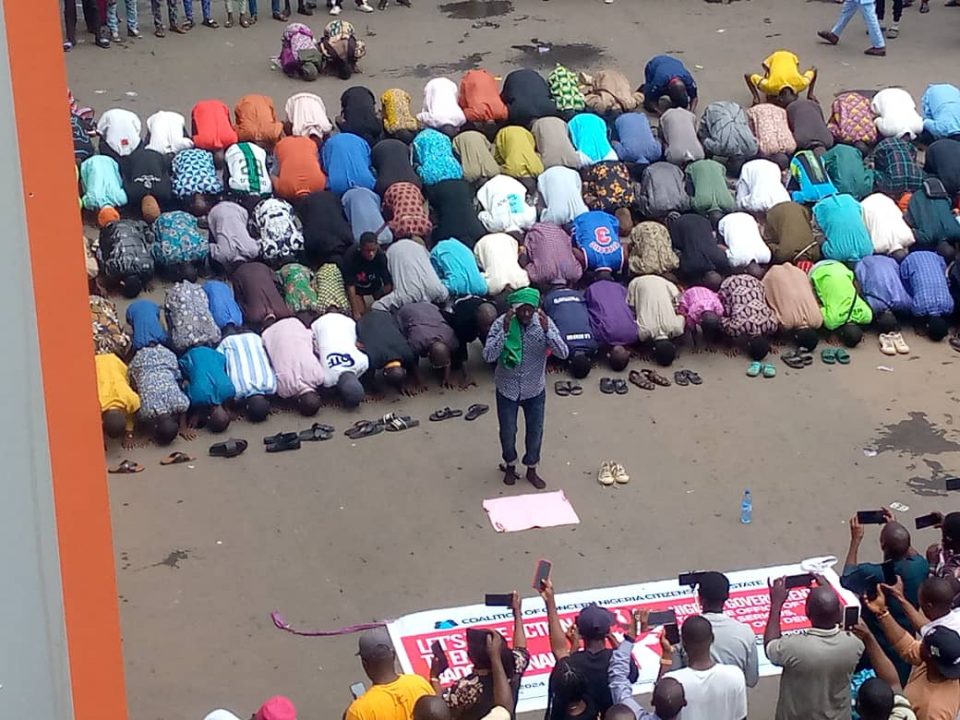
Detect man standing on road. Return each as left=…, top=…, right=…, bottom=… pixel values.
left=482, top=287, right=568, bottom=489
left=818, top=0, right=887, bottom=57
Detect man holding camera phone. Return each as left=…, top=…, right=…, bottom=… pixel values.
left=345, top=627, right=435, bottom=720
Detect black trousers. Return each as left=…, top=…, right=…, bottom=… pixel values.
left=64, top=0, right=104, bottom=42
left=876, top=0, right=902, bottom=23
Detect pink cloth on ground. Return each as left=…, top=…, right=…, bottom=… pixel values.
left=482, top=490, right=580, bottom=532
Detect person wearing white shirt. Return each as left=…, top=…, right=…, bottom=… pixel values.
left=476, top=174, right=538, bottom=234
left=474, top=233, right=530, bottom=296
left=663, top=616, right=747, bottom=720
left=538, top=166, right=589, bottom=226
left=145, top=111, right=194, bottom=155
left=416, top=78, right=466, bottom=132
left=97, top=108, right=142, bottom=158
left=872, top=88, right=924, bottom=140
left=860, top=193, right=916, bottom=256
left=217, top=328, right=277, bottom=422
left=736, top=159, right=790, bottom=213
left=311, top=312, right=369, bottom=408
left=225, top=142, right=273, bottom=197
left=719, top=212, right=771, bottom=268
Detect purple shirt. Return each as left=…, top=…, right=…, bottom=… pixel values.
left=854, top=255, right=912, bottom=314
left=585, top=280, right=639, bottom=346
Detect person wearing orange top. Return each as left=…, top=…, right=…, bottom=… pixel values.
left=191, top=99, right=239, bottom=152
left=459, top=69, right=509, bottom=128
left=235, top=94, right=283, bottom=148
left=272, top=135, right=327, bottom=201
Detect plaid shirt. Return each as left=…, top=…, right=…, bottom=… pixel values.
left=900, top=251, right=955, bottom=317
left=873, top=138, right=924, bottom=196
left=483, top=315, right=569, bottom=401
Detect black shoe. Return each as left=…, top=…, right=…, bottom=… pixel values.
left=378, top=0, right=387, bottom=8
left=500, top=463, right=518, bottom=486
left=526, top=468, right=546, bottom=490
left=298, top=2, right=314, bottom=14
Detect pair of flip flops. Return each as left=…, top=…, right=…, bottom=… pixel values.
left=782, top=351, right=814, bottom=369
left=264, top=432, right=301, bottom=452
left=628, top=369, right=671, bottom=390
left=464, top=403, right=489, bottom=421
left=599, top=377, right=629, bottom=394
left=673, top=369, right=702, bottom=386
left=382, top=412, right=420, bottom=432
left=821, top=348, right=851, bottom=365
left=554, top=380, right=583, bottom=397
left=298, top=423, right=334, bottom=441
left=746, top=362, right=777, bottom=378
left=209, top=438, right=249, bottom=458
left=430, top=407, right=463, bottom=421
left=345, top=420, right=384, bottom=440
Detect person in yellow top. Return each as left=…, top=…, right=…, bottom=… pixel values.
left=95, top=353, right=140, bottom=447
left=745, top=51, right=818, bottom=106
left=345, top=628, right=434, bottom=720
left=494, top=126, right=544, bottom=182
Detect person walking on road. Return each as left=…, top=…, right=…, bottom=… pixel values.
left=818, top=0, right=887, bottom=56
left=482, top=288, right=568, bottom=490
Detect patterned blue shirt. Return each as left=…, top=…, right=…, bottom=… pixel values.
left=900, top=251, right=954, bottom=317
left=482, top=314, right=569, bottom=401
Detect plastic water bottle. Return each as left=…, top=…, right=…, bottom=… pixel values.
left=740, top=489, right=753, bottom=525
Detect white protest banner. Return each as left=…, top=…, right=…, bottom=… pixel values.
left=387, top=561, right=855, bottom=713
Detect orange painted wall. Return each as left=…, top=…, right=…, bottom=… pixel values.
left=3, top=0, right=128, bottom=718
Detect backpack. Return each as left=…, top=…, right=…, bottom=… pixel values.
left=789, top=150, right=838, bottom=204
left=827, top=92, right=878, bottom=146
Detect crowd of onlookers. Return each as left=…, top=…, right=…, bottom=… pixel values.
left=200, top=509, right=960, bottom=720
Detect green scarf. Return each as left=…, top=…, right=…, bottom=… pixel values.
left=500, top=287, right=542, bottom=369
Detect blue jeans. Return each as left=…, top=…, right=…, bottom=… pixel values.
left=271, top=0, right=290, bottom=11
left=183, top=0, right=212, bottom=21
left=832, top=0, right=886, bottom=47
left=496, top=390, right=546, bottom=467
left=106, top=0, right=139, bottom=33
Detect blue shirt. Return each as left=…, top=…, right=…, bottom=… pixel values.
left=814, top=194, right=873, bottom=263
left=571, top=211, right=623, bottom=272
left=482, top=314, right=569, bottom=401
left=900, top=250, right=954, bottom=317
left=202, top=280, right=244, bottom=329
left=644, top=55, right=697, bottom=103
left=544, top=288, right=598, bottom=355
left=854, top=255, right=912, bottom=314
left=922, top=84, right=960, bottom=140
left=613, top=113, right=662, bottom=165
left=321, top=133, right=376, bottom=195
left=430, top=239, right=488, bottom=297
left=126, top=299, right=169, bottom=351
left=179, top=346, right=236, bottom=407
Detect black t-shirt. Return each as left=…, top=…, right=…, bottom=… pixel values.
left=669, top=213, right=730, bottom=279
left=925, top=138, right=960, bottom=197
left=340, top=244, right=392, bottom=296
left=357, top=309, right=415, bottom=369
left=564, top=648, right=638, bottom=717
left=123, top=148, right=173, bottom=206
left=425, top=179, right=487, bottom=249
left=339, top=86, right=382, bottom=147
left=298, top=190, right=354, bottom=265
left=500, top=69, right=557, bottom=126
left=372, top=139, right=421, bottom=196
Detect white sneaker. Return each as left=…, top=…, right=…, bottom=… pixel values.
left=358, top=0, right=374, bottom=10
left=604, top=0, right=614, bottom=4
left=598, top=461, right=615, bottom=486
left=612, top=463, right=630, bottom=484
left=329, top=4, right=341, bottom=14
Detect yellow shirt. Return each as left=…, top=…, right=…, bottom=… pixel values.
left=344, top=674, right=434, bottom=720
left=494, top=126, right=544, bottom=178
left=95, top=353, right=140, bottom=418
left=758, top=50, right=813, bottom=94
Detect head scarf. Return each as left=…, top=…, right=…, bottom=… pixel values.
left=501, top=287, right=542, bottom=369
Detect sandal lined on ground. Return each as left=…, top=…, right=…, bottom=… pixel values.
left=385, top=415, right=419, bottom=432
left=628, top=369, right=654, bottom=390
left=821, top=348, right=837, bottom=365
left=109, top=459, right=144, bottom=474
left=950, top=336, right=960, bottom=353
left=674, top=370, right=689, bottom=386
left=746, top=361, right=762, bottom=377
left=762, top=363, right=777, bottom=378
left=555, top=380, right=571, bottom=397
left=782, top=351, right=813, bottom=369
left=835, top=348, right=851, bottom=365
left=266, top=434, right=301, bottom=452
left=429, top=407, right=463, bottom=421
left=599, top=377, right=615, bottom=394
left=298, top=423, right=334, bottom=441
left=209, top=438, right=248, bottom=458
left=613, top=379, right=628, bottom=395
left=344, top=420, right=383, bottom=440
left=160, top=451, right=194, bottom=465
left=264, top=431, right=298, bottom=446
left=682, top=369, right=702, bottom=385
left=642, top=368, right=671, bottom=387
left=465, top=403, right=489, bottom=421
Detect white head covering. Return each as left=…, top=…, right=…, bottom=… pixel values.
left=284, top=92, right=333, bottom=139
left=736, top=159, right=790, bottom=213
left=417, top=78, right=466, bottom=130
left=204, top=710, right=242, bottom=720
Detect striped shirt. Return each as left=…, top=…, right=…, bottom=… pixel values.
left=217, top=332, right=277, bottom=399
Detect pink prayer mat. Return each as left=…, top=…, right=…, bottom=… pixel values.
left=482, top=490, right=580, bottom=533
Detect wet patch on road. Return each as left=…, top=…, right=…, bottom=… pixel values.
left=384, top=52, right=489, bottom=78
left=151, top=549, right=191, bottom=569
left=872, top=411, right=960, bottom=457
left=905, top=458, right=951, bottom=497
left=509, top=39, right=605, bottom=69
left=439, top=0, right=513, bottom=19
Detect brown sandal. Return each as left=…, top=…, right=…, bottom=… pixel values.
left=109, top=459, right=144, bottom=474
left=628, top=369, right=654, bottom=390
left=642, top=368, right=672, bottom=387
left=160, top=451, right=194, bottom=465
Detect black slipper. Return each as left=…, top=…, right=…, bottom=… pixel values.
left=683, top=369, right=703, bottom=384
left=613, top=379, right=628, bottom=395
left=554, top=380, right=571, bottom=397
left=298, top=423, right=334, bottom=441
left=599, top=377, right=615, bottom=394
left=345, top=420, right=384, bottom=440
left=674, top=370, right=690, bottom=386
left=465, top=403, right=489, bottom=421
left=429, top=407, right=463, bottom=421
left=568, top=382, right=583, bottom=396
left=264, top=431, right=298, bottom=445
left=209, top=438, right=248, bottom=458
left=266, top=434, right=301, bottom=452
left=499, top=463, right=519, bottom=486
left=782, top=352, right=806, bottom=369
